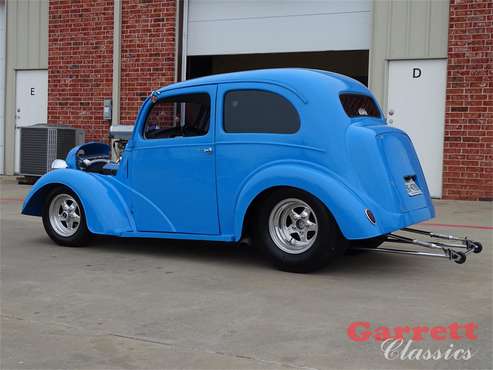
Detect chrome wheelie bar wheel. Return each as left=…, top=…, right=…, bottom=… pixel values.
left=48, top=194, right=81, bottom=237
left=268, top=198, right=319, bottom=254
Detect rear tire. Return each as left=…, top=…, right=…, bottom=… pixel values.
left=253, top=189, right=347, bottom=273
left=42, top=186, right=91, bottom=247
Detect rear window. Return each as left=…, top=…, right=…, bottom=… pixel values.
left=339, top=94, right=381, bottom=118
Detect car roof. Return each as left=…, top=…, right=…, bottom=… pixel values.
left=157, top=68, right=368, bottom=98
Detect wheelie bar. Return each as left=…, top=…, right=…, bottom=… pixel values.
left=351, top=227, right=483, bottom=264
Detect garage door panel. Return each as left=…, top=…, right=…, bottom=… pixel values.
left=189, top=0, right=372, bottom=21
left=187, top=0, right=372, bottom=56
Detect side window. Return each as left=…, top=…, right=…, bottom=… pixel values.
left=223, top=90, right=300, bottom=134
left=144, top=93, right=210, bottom=139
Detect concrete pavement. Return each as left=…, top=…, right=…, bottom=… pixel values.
left=1, top=176, right=492, bottom=369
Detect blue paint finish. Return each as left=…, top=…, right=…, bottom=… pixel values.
left=22, top=68, right=435, bottom=242
left=129, top=84, right=220, bottom=234
left=66, top=142, right=110, bottom=169
left=22, top=169, right=133, bottom=235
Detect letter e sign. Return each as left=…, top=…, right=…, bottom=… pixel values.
left=30, top=88, right=35, bottom=96
left=412, top=68, right=422, bottom=79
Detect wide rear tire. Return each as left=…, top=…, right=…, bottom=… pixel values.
left=253, top=189, right=347, bottom=273
left=42, top=186, right=91, bottom=247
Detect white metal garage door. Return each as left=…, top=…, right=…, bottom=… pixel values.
left=186, top=0, right=372, bottom=56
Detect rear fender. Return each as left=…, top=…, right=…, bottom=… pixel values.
left=21, top=169, right=133, bottom=235
left=234, top=161, right=383, bottom=240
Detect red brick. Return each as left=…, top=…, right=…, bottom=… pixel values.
left=443, top=0, right=493, bottom=200
left=48, top=0, right=115, bottom=142
left=48, top=0, right=177, bottom=140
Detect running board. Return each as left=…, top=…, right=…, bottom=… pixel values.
left=350, top=227, right=483, bottom=264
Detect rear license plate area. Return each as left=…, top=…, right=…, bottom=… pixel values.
left=404, top=176, right=422, bottom=197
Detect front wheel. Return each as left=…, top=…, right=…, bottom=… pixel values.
left=42, top=186, right=91, bottom=247
left=253, top=189, right=347, bottom=273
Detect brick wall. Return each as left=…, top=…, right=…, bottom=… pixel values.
left=47, top=0, right=492, bottom=200
left=48, top=0, right=114, bottom=142
left=443, top=0, right=493, bottom=200
left=119, top=0, right=176, bottom=124
left=48, top=0, right=177, bottom=138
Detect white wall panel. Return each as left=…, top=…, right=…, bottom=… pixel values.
left=368, top=0, right=449, bottom=106
left=187, top=0, right=372, bottom=56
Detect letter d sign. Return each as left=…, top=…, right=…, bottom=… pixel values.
left=413, top=68, right=422, bottom=79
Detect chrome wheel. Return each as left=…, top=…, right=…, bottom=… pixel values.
left=49, top=194, right=81, bottom=237
left=268, top=198, right=318, bottom=254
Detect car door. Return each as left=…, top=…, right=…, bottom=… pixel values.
left=130, top=85, right=220, bottom=235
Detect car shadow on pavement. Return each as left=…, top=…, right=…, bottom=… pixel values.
left=90, top=235, right=272, bottom=270
left=25, top=232, right=422, bottom=275
left=34, top=234, right=414, bottom=276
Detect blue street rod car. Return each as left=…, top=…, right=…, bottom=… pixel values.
left=22, top=69, right=482, bottom=272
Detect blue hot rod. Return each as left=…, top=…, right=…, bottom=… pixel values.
left=22, top=69, right=482, bottom=272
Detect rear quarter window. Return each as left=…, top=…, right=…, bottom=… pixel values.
left=340, top=94, right=381, bottom=118
left=223, top=90, right=300, bottom=134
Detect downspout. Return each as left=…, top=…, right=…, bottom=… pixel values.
left=109, top=0, right=124, bottom=159
left=180, top=0, right=188, bottom=82
left=0, top=0, right=6, bottom=174
left=175, top=0, right=182, bottom=82
left=111, top=0, right=121, bottom=127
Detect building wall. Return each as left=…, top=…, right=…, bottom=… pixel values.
left=48, top=0, right=176, bottom=130
left=369, top=0, right=450, bottom=107
left=119, top=0, right=176, bottom=125
left=442, top=0, right=493, bottom=200
left=42, top=0, right=492, bottom=200
left=48, top=0, right=114, bottom=142
left=4, top=0, right=48, bottom=175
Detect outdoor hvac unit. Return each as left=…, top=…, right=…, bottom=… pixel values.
left=19, top=124, right=85, bottom=176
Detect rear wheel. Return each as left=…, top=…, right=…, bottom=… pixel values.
left=42, top=186, right=91, bottom=247
left=253, top=189, right=347, bottom=273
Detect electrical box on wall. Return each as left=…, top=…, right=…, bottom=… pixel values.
left=103, top=99, right=112, bottom=120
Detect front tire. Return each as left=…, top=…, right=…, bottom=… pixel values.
left=42, top=186, right=91, bottom=247
left=253, top=189, right=347, bottom=273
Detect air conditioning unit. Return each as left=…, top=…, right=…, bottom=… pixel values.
left=19, top=124, right=85, bottom=176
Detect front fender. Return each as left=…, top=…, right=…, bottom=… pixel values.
left=21, top=169, right=133, bottom=235
left=233, top=161, right=383, bottom=240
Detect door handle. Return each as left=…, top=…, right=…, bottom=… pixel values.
left=202, top=147, right=213, bottom=154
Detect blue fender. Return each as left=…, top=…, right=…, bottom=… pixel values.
left=21, top=169, right=133, bottom=235
left=233, top=161, right=383, bottom=240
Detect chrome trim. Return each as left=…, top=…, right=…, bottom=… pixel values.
left=51, top=159, right=68, bottom=170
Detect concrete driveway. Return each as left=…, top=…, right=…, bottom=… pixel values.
left=1, top=176, right=492, bottom=369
